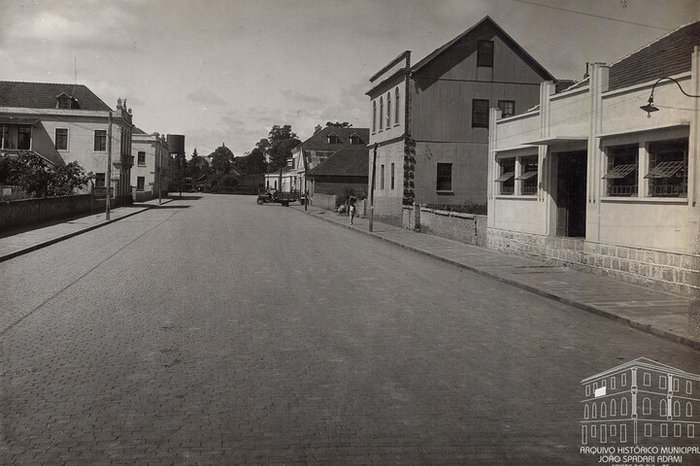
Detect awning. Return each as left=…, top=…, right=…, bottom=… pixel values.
left=644, top=160, right=685, bottom=179
left=524, top=136, right=588, bottom=145
left=602, top=163, right=636, bottom=180
left=516, top=170, right=538, bottom=181
left=496, top=171, right=514, bottom=182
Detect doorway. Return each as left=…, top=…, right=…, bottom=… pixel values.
left=555, top=151, right=587, bottom=237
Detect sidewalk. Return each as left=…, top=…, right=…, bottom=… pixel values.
left=0, top=197, right=172, bottom=263
left=293, top=204, right=700, bottom=350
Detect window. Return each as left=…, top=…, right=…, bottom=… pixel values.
left=137, top=151, right=146, bottom=166
left=674, top=378, right=680, bottom=392
left=675, top=424, right=682, bottom=437
left=581, top=426, right=588, bottom=445
left=660, top=400, right=667, bottom=416
left=600, top=424, right=607, bottom=443
left=395, top=87, right=400, bottom=124
left=643, top=398, right=651, bottom=415
left=621, top=398, right=628, bottom=415
left=674, top=401, right=681, bottom=417
left=55, top=128, right=68, bottom=151
left=646, top=139, right=688, bottom=197
left=472, top=99, right=489, bottom=128
left=95, top=173, right=105, bottom=188
left=17, top=126, right=31, bottom=150
left=620, top=424, right=627, bottom=443
left=584, top=404, right=589, bottom=419
left=0, top=125, right=7, bottom=149
left=591, top=425, right=596, bottom=438
left=601, top=402, right=607, bottom=418
left=477, top=40, right=494, bottom=67
left=380, top=164, right=385, bottom=190
left=436, top=163, right=452, bottom=191
left=517, top=156, right=538, bottom=195
left=327, top=133, right=339, bottom=144
left=610, top=377, right=616, bottom=390
left=136, top=176, right=145, bottom=191
left=644, top=423, right=652, bottom=437
left=386, top=92, right=391, bottom=127
left=497, top=158, right=515, bottom=195
left=585, top=385, right=591, bottom=397
left=592, top=403, right=597, bottom=419
left=660, top=376, right=667, bottom=389
left=610, top=424, right=617, bottom=436
left=498, top=100, right=515, bottom=118
left=688, top=381, right=693, bottom=394
left=643, top=372, right=651, bottom=386
left=621, top=373, right=627, bottom=387
left=604, top=144, right=637, bottom=196
left=391, top=163, right=395, bottom=190
left=372, top=101, right=377, bottom=133
left=94, top=130, right=107, bottom=151
left=686, top=402, right=692, bottom=417
left=661, top=423, right=668, bottom=437
left=379, top=97, right=384, bottom=130
left=350, top=134, right=360, bottom=145
left=610, top=399, right=616, bottom=416
left=690, top=425, right=695, bottom=438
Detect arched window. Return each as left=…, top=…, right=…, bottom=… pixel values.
left=386, top=92, right=392, bottom=127
left=395, top=87, right=400, bottom=123
left=601, top=402, right=607, bottom=418
left=592, top=403, right=597, bottom=419
left=660, top=399, right=667, bottom=416
left=379, top=97, right=384, bottom=130
left=621, top=398, right=628, bottom=415
left=643, top=398, right=651, bottom=415
left=584, top=404, right=589, bottom=419
left=610, top=399, right=617, bottom=416
left=687, top=402, right=693, bottom=417
left=372, top=101, right=377, bottom=133
left=674, top=401, right=681, bottom=417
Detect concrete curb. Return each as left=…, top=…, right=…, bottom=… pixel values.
left=300, top=208, right=700, bottom=351
left=0, top=199, right=174, bottom=264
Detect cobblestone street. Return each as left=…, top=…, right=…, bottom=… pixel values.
left=2, top=194, right=699, bottom=464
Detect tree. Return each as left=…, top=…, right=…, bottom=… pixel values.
left=189, top=148, right=209, bottom=180
left=267, top=125, right=300, bottom=173
left=246, top=148, right=267, bottom=174
left=210, top=144, right=234, bottom=174
left=326, top=121, right=352, bottom=128
left=1, top=152, right=92, bottom=198
left=47, top=161, right=92, bottom=196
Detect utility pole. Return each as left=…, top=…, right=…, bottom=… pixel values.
left=158, top=144, right=162, bottom=205
left=369, top=143, right=377, bottom=232
left=105, top=111, right=112, bottom=220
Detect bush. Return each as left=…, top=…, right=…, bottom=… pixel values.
left=0, top=152, right=92, bottom=198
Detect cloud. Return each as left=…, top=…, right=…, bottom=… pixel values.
left=186, top=89, right=228, bottom=107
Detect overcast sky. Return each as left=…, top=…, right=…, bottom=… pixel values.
left=1, top=0, right=698, bottom=156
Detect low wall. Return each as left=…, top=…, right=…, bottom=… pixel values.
left=0, top=194, right=106, bottom=233
left=487, top=228, right=700, bottom=296
left=312, top=193, right=337, bottom=211
left=402, top=205, right=487, bottom=247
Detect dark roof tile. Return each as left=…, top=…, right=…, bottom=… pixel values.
left=0, top=81, right=112, bottom=111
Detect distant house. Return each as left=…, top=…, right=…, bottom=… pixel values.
left=306, top=146, right=369, bottom=210
left=0, top=81, right=135, bottom=203
left=131, top=127, right=170, bottom=201
left=488, top=21, right=700, bottom=295
left=283, top=125, right=369, bottom=194
left=367, top=16, right=555, bottom=225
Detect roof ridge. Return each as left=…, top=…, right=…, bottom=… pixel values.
left=609, top=20, right=699, bottom=68
left=0, top=79, right=89, bottom=87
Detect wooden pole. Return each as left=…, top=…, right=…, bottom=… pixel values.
left=106, top=111, right=112, bottom=220
left=369, top=143, right=377, bottom=232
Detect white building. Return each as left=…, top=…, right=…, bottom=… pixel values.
left=488, top=22, right=700, bottom=295
left=131, top=127, right=170, bottom=201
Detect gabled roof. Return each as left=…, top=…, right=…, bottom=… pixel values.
left=609, top=21, right=700, bottom=91
left=0, top=81, right=111, bottom=111
left=133, top=126, right=147, bottom=135
left=411, top=16, right=554, bottom=80
left=307, top=146, right=369, bottom=178
left=299, top=125, right=370, bottom=152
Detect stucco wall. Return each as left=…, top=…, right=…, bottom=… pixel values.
left=0, top=194, right=104, bottom=232
left=370, top=139, right=404, bottom=223
left=402, top=205, right=487, bottom=247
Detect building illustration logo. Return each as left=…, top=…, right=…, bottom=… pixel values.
left=580, top=357, right=700, bottom=446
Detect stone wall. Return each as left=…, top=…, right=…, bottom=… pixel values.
left=0, top=195, right=104, bottom=233
left=487, top=228, right=699, bottom=296
left=402, top=205, right=487, bottom=247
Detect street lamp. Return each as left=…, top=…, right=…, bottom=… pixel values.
left=640, top=76, right=700, bottom=116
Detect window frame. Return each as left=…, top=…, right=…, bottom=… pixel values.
left=472, top=99, right=489, bottom=128
left=137, top=151, right=146, bottom=166
left=498, top=100, right=515, bottom=118
left=496, top=157, right=515, bottom=195
left=136, top=176, right=145, bottom=191
left=55, top=128, right=69, bottom=151
left=379, top=97, right=384, bottom=131
left=386, top=91, right=391, bottom=127
left=372, top=101, right=377, bottom=133
left=603, top=144, right=638, bottom=197
left=380, top=164, right=385, bottom=190
left=645, top=139, right=688, bottom=198
left=17, top=126, right=31, bottom=150
left=436, top=162, right=452, bottom=192
left=477, top=40, right=494, bottom=68
left=394, top=87, right=400, bottom=125
left=391, top=163, right=395, bottom=190
left=94, top=129, right=107, bottom=152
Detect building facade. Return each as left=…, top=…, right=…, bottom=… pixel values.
left=131, top=128, right=170, bottom=201
left=581, top=357, right=700, bottom=445
left=488, top=22, right=700, bottom=295
left=367, top=17, right=554, bottom=226
left=0, top=81, right=134, bottom=203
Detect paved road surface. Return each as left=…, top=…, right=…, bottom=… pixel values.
left=1, top=194, right=699, bottom=464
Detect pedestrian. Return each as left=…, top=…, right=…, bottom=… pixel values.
left=349, top=198, right=356, bottom=225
